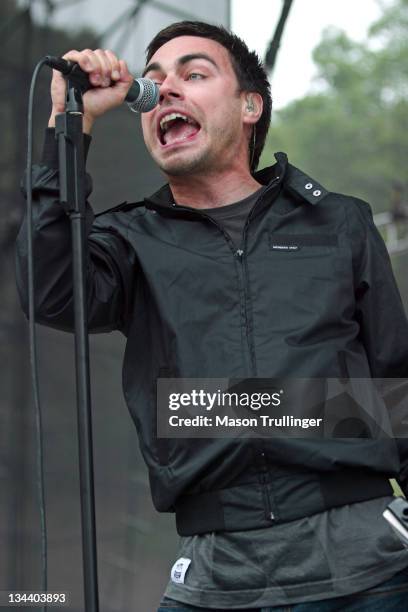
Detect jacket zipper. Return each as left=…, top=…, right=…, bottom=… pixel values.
left=238, top=180, right=282, bottom=522
left=235, top=248, right=256, bottom=375
left=259, top=448, right=275, bottom=522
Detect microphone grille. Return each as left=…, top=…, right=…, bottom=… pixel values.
left=127, top=78, right=159, bottom=113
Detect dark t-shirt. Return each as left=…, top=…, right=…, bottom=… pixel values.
left=198, top=185, right=268, bottom=249
left=164, top=496, right=408, bottom=609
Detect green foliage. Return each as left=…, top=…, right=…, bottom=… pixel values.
left=262, top=0, right=408, bottom=213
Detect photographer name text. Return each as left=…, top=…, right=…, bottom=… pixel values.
left=168, top=414, right=323, bottom=429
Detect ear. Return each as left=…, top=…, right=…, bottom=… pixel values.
left=242, top=92, right=263, bottom=125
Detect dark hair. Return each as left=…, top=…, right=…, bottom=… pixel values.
left=145, top=21, right=272, bottom=172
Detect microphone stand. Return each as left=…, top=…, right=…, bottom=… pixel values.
left=55, top=81, right=99, bottom=612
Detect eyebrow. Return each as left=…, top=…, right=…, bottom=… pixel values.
left=142, top=53, right=219, bottom=77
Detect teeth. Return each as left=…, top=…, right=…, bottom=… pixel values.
left=160, top=112, right=193, bottom=132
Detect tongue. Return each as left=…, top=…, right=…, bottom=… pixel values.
left=163, top=120, right=199, bottom=145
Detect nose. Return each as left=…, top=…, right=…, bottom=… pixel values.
left=158, top=73, right=183, bottom=104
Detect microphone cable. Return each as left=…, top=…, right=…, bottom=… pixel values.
left=26, top=57, right=49, bottom=612
left=23, top=57, right=158, bottom=609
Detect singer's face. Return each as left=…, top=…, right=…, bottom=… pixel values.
left=141, top=36, right=247, bottom=177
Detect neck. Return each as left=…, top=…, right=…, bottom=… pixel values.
left=168, top=167, right=262, bottom=209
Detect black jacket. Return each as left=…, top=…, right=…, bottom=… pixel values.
left=16, top=132, right=408, bottom=535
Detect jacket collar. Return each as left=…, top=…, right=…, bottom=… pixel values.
left=144, top=152, right=328, bottom=210
left=254, top=152, right=328, bottom=206
left=283, top=159, right=328, bottom=205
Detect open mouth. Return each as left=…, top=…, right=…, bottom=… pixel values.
left=158, top=112, right=201, bottom=147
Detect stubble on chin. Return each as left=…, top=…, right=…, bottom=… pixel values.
left=156, top=148, right=214, bottom=177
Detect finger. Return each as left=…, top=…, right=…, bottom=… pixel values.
left=61, top=49, right=79, bottom=62
left=118, top=59, right=133, bottom=83
left=82, top=50, right=105, bottom=86
left=104, top=49, right=121, bottom=81
left=62, top=49, right=94, bottom=72
left=50, top=68, right=67, bottom=113
left=62, top=49, right=103, bottom=86
left=51, top=67, right=65, bottom=83
left=94, top=49, right=112, bottom=87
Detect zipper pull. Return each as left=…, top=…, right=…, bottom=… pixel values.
left=236, top=249, right=244, bottom=258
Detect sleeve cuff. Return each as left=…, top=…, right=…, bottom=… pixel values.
left=41, top=127, right=92, bottom=168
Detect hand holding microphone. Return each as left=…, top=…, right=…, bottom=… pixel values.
left=47, top=49, right=159, bottom=134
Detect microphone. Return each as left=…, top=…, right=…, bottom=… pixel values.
left=45, top=55, right=159, bottom=113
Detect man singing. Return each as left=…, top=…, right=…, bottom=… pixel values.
left=16, top=21, right=408, bottom=611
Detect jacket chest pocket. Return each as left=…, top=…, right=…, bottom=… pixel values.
left=268, top=233, right=348, bottom=279
left=247, top=233, right=354, bottom=332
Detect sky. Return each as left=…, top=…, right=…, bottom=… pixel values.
left=231, top=0, right=382, bottom=108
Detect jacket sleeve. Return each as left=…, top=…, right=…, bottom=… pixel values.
left=15, top=131, right=138, bottom=335
left=349, top=199, right=408, bottom=493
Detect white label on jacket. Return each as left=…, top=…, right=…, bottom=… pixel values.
left=270, top=244, right=300, bottom=251
left=170, top=557, right=192, bottom=584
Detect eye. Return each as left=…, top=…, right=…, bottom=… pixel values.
left=187, top=73, right=205, bottom=81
